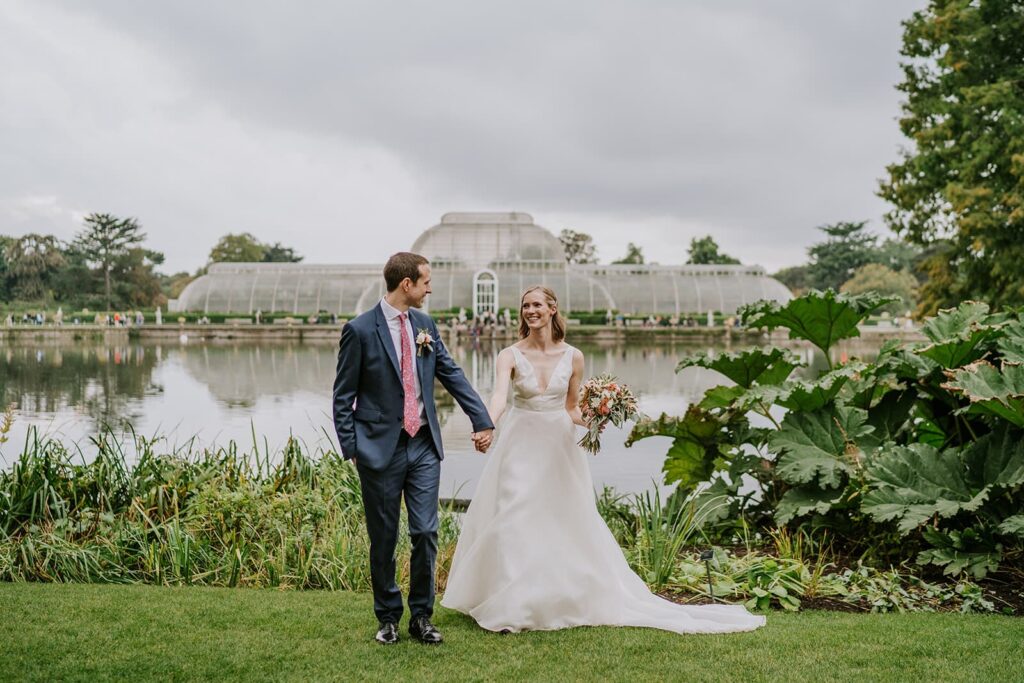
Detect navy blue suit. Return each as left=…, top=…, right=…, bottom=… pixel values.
left=333, top=302, right=493, bottom=623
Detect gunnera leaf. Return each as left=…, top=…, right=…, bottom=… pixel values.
left=917, top=301, right=1001, bottom=369
left=775, top=486, right=845, bottom=525
left=768, top=406, right=873, bottom=488
left=942, top=360, right=1024, bottom=428
left=996, top=316, right=1024, bottom=364
left=963, top=425, right=1024, bottom=492
left=627, top=406, right=723, bottom=490
left=862, top=443, right=992, bottom=534
left=917, top=528, right=1003, bottom=579
left=739, top=290, right=897, bottom=359
left=676, top=346, right=802, bottom=389
left=742, top=363, right=865, bottom=413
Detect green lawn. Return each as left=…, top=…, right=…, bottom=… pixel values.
left=1, top=583, right=1020, bottom=682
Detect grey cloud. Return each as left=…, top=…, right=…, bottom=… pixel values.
left=3, top=0, right=925, bottom=271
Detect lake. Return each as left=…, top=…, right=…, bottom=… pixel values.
left=0, top=335, right=879, bottom=499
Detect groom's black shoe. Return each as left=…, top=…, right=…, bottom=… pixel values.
left=375, top=621, right=399, bottom=645
left=409, top=616, right=443, bottom=644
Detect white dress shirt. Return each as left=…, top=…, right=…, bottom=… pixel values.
left=380, top=298, right=426, bottom=420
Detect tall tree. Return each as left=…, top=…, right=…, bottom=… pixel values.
left=4, top=234, right=66, bottom=300
left=686, top=235, right=740, bottom=265
left=806, top=221, right=879, bottom=291
left=612, top=242, right=645, bottom=265
left=773, top=265, right=811, bottom=296
left=262, top=242, right=303, bottom=263
left=115, top=248, right=166, bottom=308
left=0, top=235, right=14, bottom=301
left=840, top=263, right=918, bottom=316
left=879, top=0, right=1024, bottom=312
left=73, top=213, right=146, bottom=310
left=209, top=233, right=266, bottom=263
left=558, top=229, right=597, bottom=264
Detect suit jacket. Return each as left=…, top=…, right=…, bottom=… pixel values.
left=332, top=302, right=494, bottom=471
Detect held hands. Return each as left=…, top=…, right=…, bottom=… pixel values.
left=472, top=429, right=494, bottom=453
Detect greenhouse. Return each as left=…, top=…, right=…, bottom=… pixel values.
left=171, top=212, right=792, bottom=316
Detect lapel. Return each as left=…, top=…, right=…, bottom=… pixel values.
left=408, top=308, right=431, bottom=390
left=374, top=303, right=402, bottom=381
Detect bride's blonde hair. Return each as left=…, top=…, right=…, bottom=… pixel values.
left=519, top=286, right=566, bottom=342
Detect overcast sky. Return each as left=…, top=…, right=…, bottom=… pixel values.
left=1, top=0, right=925, bottom=274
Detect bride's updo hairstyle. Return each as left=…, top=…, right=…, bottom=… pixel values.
left=519, top=286, right=566, bottom=342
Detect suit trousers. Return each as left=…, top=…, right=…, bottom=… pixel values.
left=356, top=424, right=440, bottom=624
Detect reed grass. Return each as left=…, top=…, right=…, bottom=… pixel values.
left=0, top=425, right=1009, bottom=614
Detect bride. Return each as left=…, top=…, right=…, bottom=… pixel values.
left=441, top=286, right=766, bottom=635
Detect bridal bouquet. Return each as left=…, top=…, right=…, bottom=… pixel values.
left=577, top=374, right=642, bottom=455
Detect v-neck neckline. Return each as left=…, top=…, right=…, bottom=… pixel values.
left=513, top=345, right=571, bottom=394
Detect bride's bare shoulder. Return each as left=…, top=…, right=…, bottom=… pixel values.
left=497, top=345, right=521, bottom=365
left=562, top=343, right=585, bottom=365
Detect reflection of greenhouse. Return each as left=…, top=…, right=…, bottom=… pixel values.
left=172, top=212, right=791, bottom=315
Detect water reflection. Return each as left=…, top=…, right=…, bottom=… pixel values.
left=0, top=344, right=160, bottom=427
left=0, top=338, right=886, bottom=497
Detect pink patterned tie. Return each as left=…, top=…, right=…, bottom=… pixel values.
left=399, top=313, right=421, bottom=437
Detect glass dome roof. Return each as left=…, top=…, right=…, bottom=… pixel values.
left=411, top=212, right=566, bottom=270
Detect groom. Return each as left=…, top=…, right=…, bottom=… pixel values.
left=333, top=252, right=494, bottom=645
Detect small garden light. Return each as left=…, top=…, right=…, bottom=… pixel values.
left=700, top=549, right=715, bottom=602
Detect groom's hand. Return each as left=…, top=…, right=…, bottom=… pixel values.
left=472, top=429, right=493, bottom=453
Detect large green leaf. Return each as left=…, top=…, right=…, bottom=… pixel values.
left=768, top=406, right=873, bottom=488
left=996, top=316, right=1024, bottom=364
left=998, top=515, right=1024, bottom=536
left=920, top=301, right=992, bottom=343
left=627, top=407, right=724, bottom=489
left=739, top=289, right=897, bottom=359
left=675, top=347, right=801, bottom=389
left=875, top=339, right=940, bottom=379
left=697, top=385, right=746, bottom=411
left=963, top=425, right=1024, bottom=492
left=775, top=486, right=845, bottom=525
left=742, top=363, right=865, bottom=413
left=917, top=528, right=1003, bottom=580
left=863, top=389, right=918, bottom=444
left=942, top=360, right=1024, bottom=427
left=862, top=443, right=988, bottom=534
left=917, top=301, right=1001, bottom=368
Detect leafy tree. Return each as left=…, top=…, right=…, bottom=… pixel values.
left=558, top=229, right=597, bottom=264
left=879, top=0, right=1024, bottom=312
left=806, top=221, right=879, bottom=291
left=686, top=235, right=740, bottom=265
left=840, top=263, right=918, bottom=316
left=773, top=265, right=811, bottom=296
left=209, top=233, right=266, bottom=263
left=262, top=242, right=303, bottom=263
left=161, top=271, right=196, bottom=299
left=0, top=235, right=15, bottom=301
left=5, top=233, right=66, bottom=300
left=874, top=238, right=920, bottom=274
left=50, top=246, right=98, bottom=307
left=612, top=242, right=645, bottom=265
left=114, top=248, right=166, bottom=308
left=73, top=213, right=146, bottom=310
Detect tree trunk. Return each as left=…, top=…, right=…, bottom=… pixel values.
left=105, top=264, right=111, bottom=311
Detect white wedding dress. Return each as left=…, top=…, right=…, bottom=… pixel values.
left=442, top=345, right=766, bottom=634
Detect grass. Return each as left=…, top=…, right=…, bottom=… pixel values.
left=1, top=583, right=1021, bottom=682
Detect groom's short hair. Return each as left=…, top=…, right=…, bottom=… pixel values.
left=384, top=252, right=430, bottom=291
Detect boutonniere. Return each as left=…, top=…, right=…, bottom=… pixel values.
left=415, top=329, right=434, bottom=356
